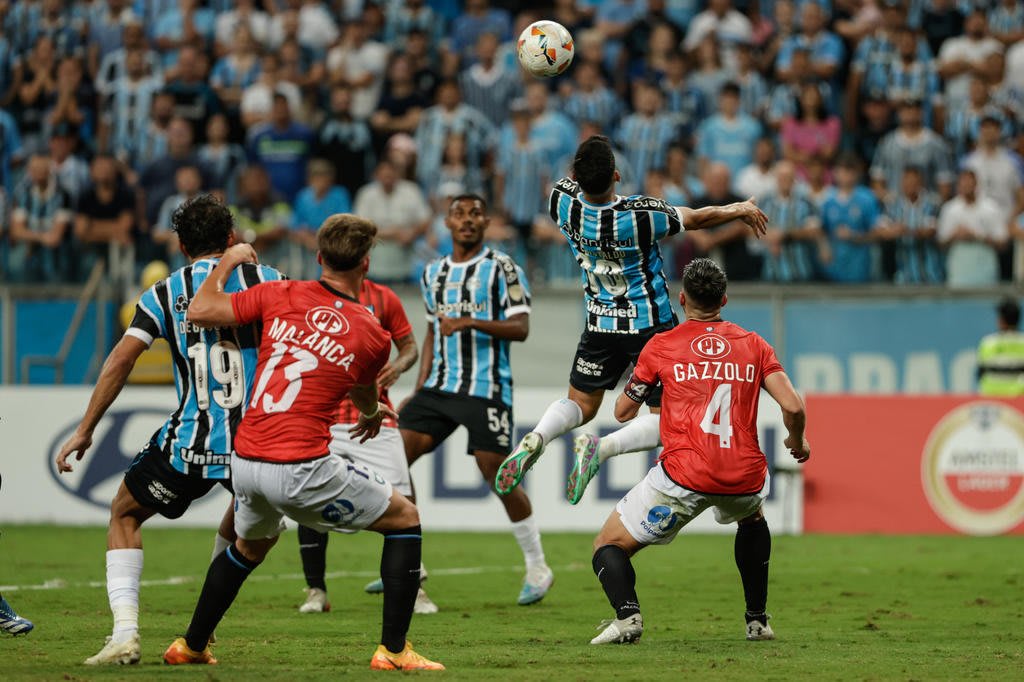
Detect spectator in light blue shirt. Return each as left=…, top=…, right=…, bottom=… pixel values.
left=615, top=81, right=680, bottom=182
left=450, top=0, right=511, bottom=60
left=695, top=82, right=762, bottom=178
left=523, top=80, right=578, bottom=180
left=153, top=0, right=215, bottom=69
left=290, top=159, right=352, bottom=278
left=821, top=155, right=883, bottom=283
left=775, top=3, right=844, bottom=89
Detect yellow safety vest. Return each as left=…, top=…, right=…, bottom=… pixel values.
left=977, top=331, right=1024, bottom=397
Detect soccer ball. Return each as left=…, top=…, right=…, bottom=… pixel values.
left=517, top=20, right=574, bottom=78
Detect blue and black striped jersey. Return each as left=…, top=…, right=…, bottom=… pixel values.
left=420, top=247, right=530, bottom=407
left=549, top=177, right=682, bottom=334
left=126, top=258, right=283, bottom=479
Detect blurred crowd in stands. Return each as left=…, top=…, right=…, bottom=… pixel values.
left=0, top=0, right=1023, bottom=289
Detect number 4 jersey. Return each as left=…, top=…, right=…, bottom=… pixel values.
left=126, top=259, right=284, bottom=479
left=631, top=320, right=784, bottom=495
left=230, top=279, right=392, bottom=463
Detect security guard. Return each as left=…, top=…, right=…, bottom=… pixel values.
left=977, top=298, right=1024, bottom=396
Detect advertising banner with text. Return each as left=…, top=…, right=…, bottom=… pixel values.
left=0, top=387, right=802, bottom=534
left=804, top=396, right=1024, bottom=535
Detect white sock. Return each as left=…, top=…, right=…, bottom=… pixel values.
left=533, top=398, right=583, bottom=446
left=599, top=414, right=662, bottom=464
left=211, top=534, right=231, bottom=563
left=106, top=548, right=143, bottom=643
left=511, top=515, right=546, bottom=570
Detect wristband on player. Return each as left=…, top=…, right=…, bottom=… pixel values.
left=623, top=374, right=653, bottom=403
left=361, top=403, right=381, bottom=420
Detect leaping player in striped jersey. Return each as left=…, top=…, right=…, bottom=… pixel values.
left=494, top=135, right=768, bottom=503
left=55, top=195, right=284, bottom=665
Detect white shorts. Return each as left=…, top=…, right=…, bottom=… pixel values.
left=329, top=424, right=412, bottom=496
left=617, top=465, right=770, bottom=546
left=231, top=453, right=394, bottom=540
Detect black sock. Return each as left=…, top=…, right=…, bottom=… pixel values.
left=734, top=519, right=771, bottom=619
left=297, top=525, right=329, bottom=591
left=184, top=544, right=260, bottom=651
left=379, top=526, right=422, bottom=654
left=592, top=544, right=640, bottom=620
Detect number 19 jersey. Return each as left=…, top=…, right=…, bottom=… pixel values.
left=126, top=259, right=283, bottom=479
left=230, top=279, right=392, bottom=463
left=549, top=177, right=683, bottom=334
left=632, top=320, right=783, bottom=495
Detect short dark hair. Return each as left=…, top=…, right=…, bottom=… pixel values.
left=573, top=135, right=616, bottom=195
left=682, top=258, right=728, bottom=312
left=719, top=81, right=741, bottom=97
left=171, top=194, right=234, bottom=258
left=318, top=214, right=378, bottom=272
left=449, top=193, right=487, bottom=211
left=998, top=298, right=1020, bottom=328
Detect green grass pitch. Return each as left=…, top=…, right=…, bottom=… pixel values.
left=2, top=526, right=1022, bottom=680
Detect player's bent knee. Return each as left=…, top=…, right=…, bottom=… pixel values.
left=236, top=536, right=276, bottom=563
left=738, top=508, right=765, bottom=525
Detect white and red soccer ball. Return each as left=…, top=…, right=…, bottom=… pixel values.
left=517, top=20, right=575, bottom=78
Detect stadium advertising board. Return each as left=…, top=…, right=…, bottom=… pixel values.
left=0, top=387, right=801, bottom=534
left=804, top=396, right=1024, bottom=535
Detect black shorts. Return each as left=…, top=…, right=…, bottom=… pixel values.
left=123, top=439, right=233, bottom=519
left=569, top=321, right=677, bottom=406
left=399, top=388, right=513, bottom=456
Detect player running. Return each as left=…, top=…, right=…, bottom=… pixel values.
left=588, top=258, right=810, bottom=644
left=163, top=215, right=443, bottom=671
left=294, top=278, right=436, bottom=615
left=55, top=195, right=282, bottom=665
left=494, top=135, right=768, bottom=501
left=399, top=194, right=553, bottom=605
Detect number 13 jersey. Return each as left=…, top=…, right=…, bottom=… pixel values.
left=230, top=279, right=392, bottom=463
left=631, top=320, right=783, bottom=495
left=549, top=177, right=682, bottom=334
left=126, top=259, right=283, bottom=479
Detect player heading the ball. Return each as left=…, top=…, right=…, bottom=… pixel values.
left=494, top=135, right=768, bottom=500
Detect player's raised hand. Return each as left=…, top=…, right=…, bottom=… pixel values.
left=349, top=403, right=400, bottom=443
left=785, top=435, right=811, bottom=464
left=224, top=243, right=259, bottom=266
left=738, top=198, right=768, bottom=238
left=55, top=430, right=93, bottom=473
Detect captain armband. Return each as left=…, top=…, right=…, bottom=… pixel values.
left=623, top=373, right=655, bottom=403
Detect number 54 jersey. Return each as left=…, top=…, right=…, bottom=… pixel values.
left=229, top=279, right=392, bottom=463
left=632, top=320, right=784, bottom=495
left=126, top=259, right=284, bottom=479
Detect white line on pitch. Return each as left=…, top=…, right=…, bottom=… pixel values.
left=0, top=563, right=589, bottom=593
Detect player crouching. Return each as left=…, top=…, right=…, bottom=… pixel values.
left=589, top=259, right=810, bottom=645
left=162, top=215, right=442, bottom=670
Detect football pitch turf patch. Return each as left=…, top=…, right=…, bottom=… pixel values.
left=2, top=527, right=1022, bottom=680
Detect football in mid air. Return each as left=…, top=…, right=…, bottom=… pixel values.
left=517, top=20, right=575, bottom=78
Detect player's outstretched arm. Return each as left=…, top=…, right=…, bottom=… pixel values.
left=187, top=243, right=258, bottom=327
left=55, top=336, right=149, bottom=473
left=437, top=313, right=529, bottom=341
left=763, top=371, right=810, bottom=463
left=677, top=198, right=768, bottom=237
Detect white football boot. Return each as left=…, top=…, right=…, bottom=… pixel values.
left=745, top=614, right=775, bottom=640
left=84, top=633, right=142, bottom=665
left=590, top=614, right=643, bottom=644
left=298, top=587, right=331, bottom=613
